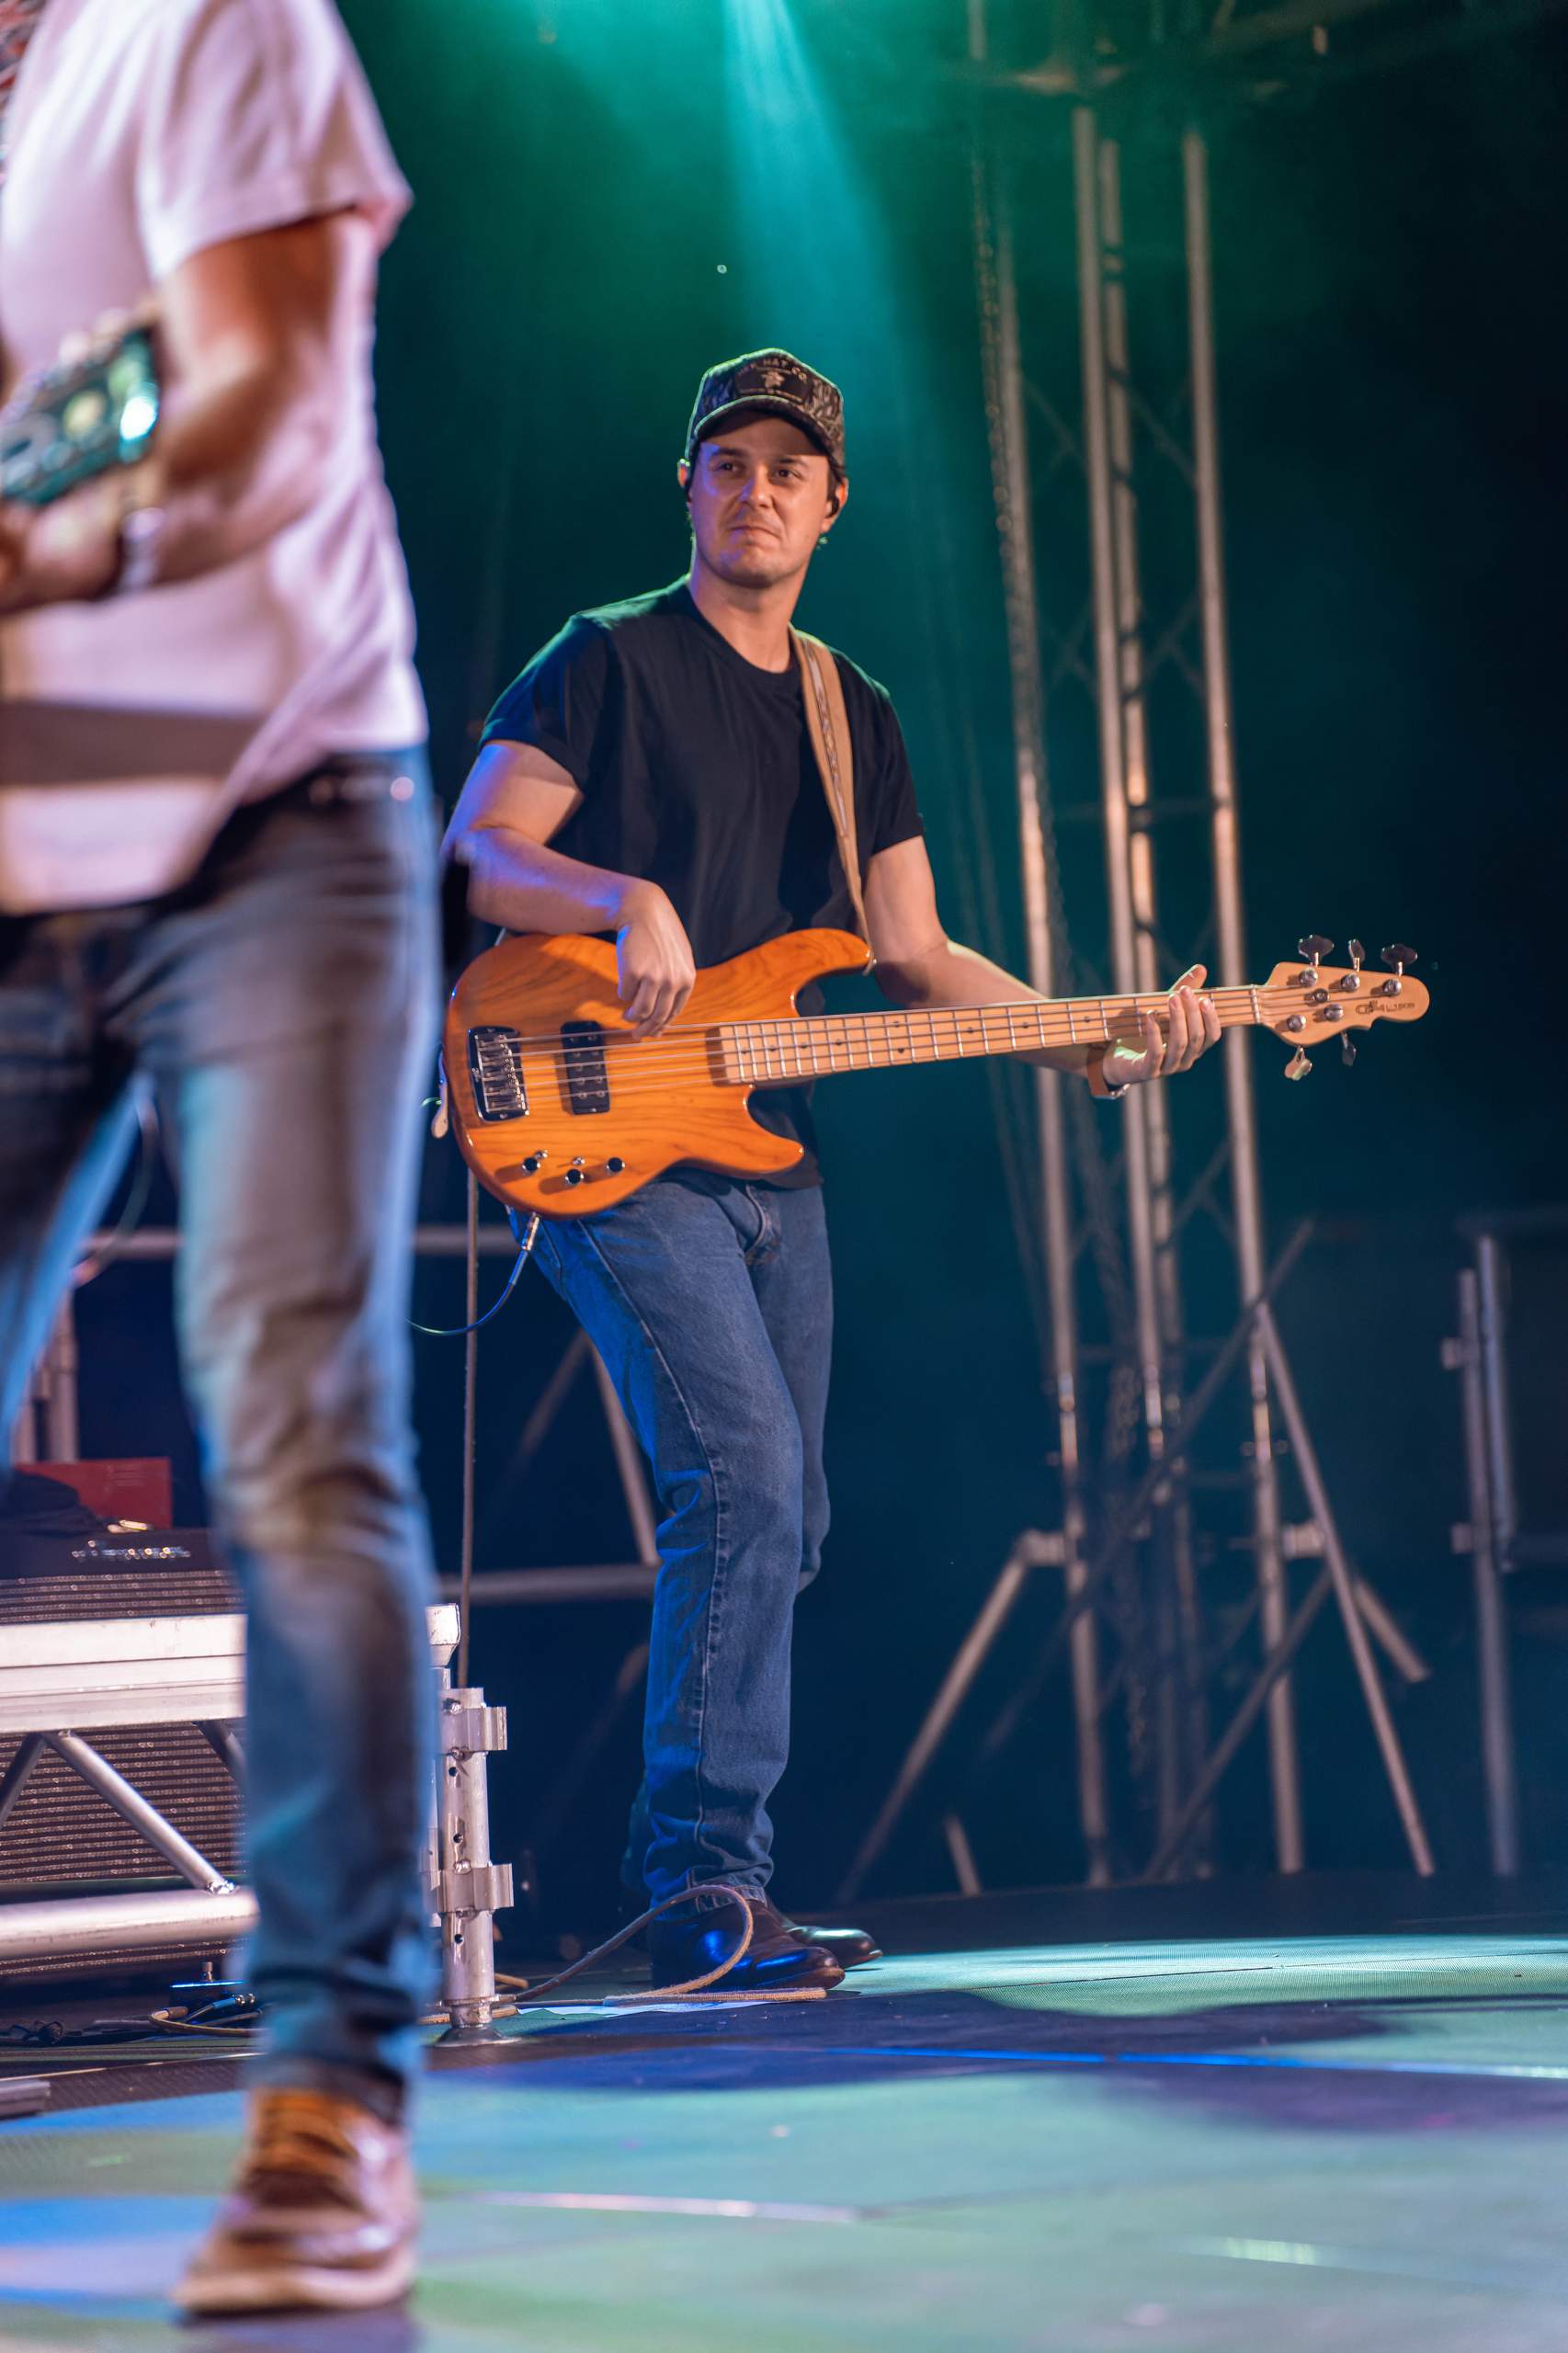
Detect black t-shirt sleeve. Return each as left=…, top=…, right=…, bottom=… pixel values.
left=850, top=672, right=925, bottom=862
left=480, top=616, right=613, bottom=788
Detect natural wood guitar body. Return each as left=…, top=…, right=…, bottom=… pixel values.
left=445, top=927, right=872, bottom=1217
left=445, top=926, right=1428, bottom=1220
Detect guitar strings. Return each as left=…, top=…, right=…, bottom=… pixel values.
left=471, top=1003, right=1320, bottom=1080
left=462, top=995, right=1348, bottom=1102
left=460, top=987, right=1303, bottom=1063
left=458, top=985, right=1280, bottom=1051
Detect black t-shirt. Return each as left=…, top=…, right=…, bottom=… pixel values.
left=481, top=580, right=925, bottom=1184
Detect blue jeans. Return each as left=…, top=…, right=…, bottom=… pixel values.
left=531, top=1173, right=833, bottom=1912
left=0, top=760, right=440, bottom=2118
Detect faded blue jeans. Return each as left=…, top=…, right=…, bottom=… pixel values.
left=0, top=759, right=440, bottom=2117
left=531, top=1171, right=833, bottom=1914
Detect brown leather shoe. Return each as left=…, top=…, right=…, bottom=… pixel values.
left=175, top=2087, right=416, bottom=2316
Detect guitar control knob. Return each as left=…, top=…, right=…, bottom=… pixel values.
left=522, top=1154, right=546, bottom=1174
left=564, top=1167, right=585, bottom=1187
left=606, top=1157, right=626, bottom=1175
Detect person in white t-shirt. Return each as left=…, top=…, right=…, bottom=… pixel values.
left=0, top=0, right=438, bottom=2316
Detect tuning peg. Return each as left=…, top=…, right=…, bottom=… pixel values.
left=1341, top=1034, right=1358, bottom=1067
left=1347, top=938, right=1365, bottom=972
left=1284, top=1047, right=1312, bottom=1081
left=1380, top=942, right=1416, bottom=999
left=1298, top=935, right=1333, bottom=968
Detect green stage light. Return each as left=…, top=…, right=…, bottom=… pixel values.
left=720, top=0, right=905, bottom=366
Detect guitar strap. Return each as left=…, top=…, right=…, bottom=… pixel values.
left=792, top=628, right=870, bottom=951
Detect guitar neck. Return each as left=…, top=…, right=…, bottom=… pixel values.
left=722, top=988, right=1268, bottom=1086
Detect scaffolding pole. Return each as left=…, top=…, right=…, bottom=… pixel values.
left=1183, top=122, right=1305, bottom=1870
left=1074, top=112, right=1210, bottom=1836
left=971, top=0, right=1110, bottom=1882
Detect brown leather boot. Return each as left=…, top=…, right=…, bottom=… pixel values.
left=175, top=2086, right=416, bottom=2316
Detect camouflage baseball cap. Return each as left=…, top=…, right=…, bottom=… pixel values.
left=685, top=348, right=846, bottom=478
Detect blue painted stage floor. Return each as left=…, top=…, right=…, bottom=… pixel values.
left=2, top=1896, right=1566, bottom=2350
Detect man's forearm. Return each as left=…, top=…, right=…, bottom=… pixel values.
left=0, top=213, right=371, bottom=613
left=453, top=824, right=648, bottom=938
left=133, top=358, right=334, bottom=582
left=0, top=363, right=335, bottom=611
left=876, top=938, right=1093, bottom=1077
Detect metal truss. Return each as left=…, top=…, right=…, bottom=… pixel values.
left=840, top=0, right=1482, bottom=1900
left=1005, top=0, right=1568, bottom=104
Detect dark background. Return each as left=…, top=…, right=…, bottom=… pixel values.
left=77, top=0, right=1568, bottom=1927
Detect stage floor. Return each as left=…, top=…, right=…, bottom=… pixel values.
left=2, top=1886, right=1566, bottom=2350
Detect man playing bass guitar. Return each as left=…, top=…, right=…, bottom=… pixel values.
left=444, top=350, right=1221, bottom=1991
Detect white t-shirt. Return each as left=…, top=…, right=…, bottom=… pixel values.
left=0, top=0, right=426, bottom=914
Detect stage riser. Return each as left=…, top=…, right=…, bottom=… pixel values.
left=1, top=1552, right=240, bottom=1984
left=0, top=1732, right=239, bottom=1889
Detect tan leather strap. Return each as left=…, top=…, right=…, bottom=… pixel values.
left=792, top=628, right=870, bottom=949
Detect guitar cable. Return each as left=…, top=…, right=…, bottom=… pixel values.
left=181, top=1885, right=819, bottom=2037
left=412, top=1067, right=540, bottom=1338
left=408, top=1212, right=538, bottom=1339
left=0, top=1884, right=799, bottom=2063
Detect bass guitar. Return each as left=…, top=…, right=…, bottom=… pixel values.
left=445, top=927, right=1428, bottom=1220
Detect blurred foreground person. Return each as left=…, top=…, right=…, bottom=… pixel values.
left=0, top=0, right=437, bottom=2315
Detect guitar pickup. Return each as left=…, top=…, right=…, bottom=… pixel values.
left=562, top=1020, right=610, bottom=1115
left=467, top=1025, right=528, bottom=1122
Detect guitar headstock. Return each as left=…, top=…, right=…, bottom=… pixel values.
left=1, top=319, right=161, bottom=509
left=1260, top=938, right=1428, bottom=1077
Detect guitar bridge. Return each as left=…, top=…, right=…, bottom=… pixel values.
left=467, top=1026, right=528, bottom=1122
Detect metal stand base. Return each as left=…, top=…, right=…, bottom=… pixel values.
left=842, top=1236, right=1437, bottom=1898
left=0, top=1608, right=517, bottom=2037
left=837, top=1531, right=1069, bottom=1904
left=430, top=1674, right=514, bottom=2041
